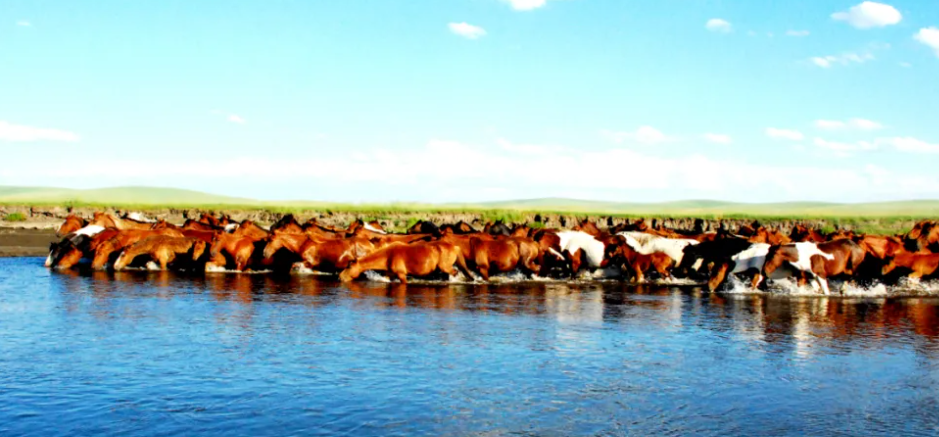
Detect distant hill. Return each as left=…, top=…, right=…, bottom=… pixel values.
left=1, top=186, right=938, bottom=217
left=0, top=186, right=254, bottom=205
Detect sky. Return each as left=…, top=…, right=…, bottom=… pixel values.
left=1, top=0, right=938, bottom=204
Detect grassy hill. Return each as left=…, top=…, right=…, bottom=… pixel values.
left=1, top=186, right=938, bottom=219
left=0, top=186, right=254, bottom=205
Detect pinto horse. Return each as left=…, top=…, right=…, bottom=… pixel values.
left=113, top=236, right=207, bottom=271
left=761, top=239, right=863, bottom=295
left=339, top=241, right=474, bottom=283
left=705, top=243, right=772, bottom=292
left=56, top=214, right=88, bottom=237
left=601, top=236, right=673, bottom=283
left=882, top=252, right=939, bottom=280
left=90, top=212, right=153, bottom=231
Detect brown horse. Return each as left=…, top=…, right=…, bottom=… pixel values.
left=113, top=236, right=207, bottom=271
left=882, top=252, right=939, bottom=279
left=439, top=221, right=476, bottom=235
left=602, top=237, right=673, bottom=283
left=151, top=219, right=180, bottom=230
left=339, top=241, right=474, bottom=283
left=750, top=227, right=791, bottom=245
left=90, top=228, right=185, bottom=270
left=56, top=214, right=87, bottom=237
left=789, top=224, right=827, bottom=243
left=904, top=220, right=939, bottom=252
left=468, top=236, right=541, bottom=280
left=232, top=220, right=270, bottom=240
left=90, top=212, right=153, bottom=231
left=182, top=219, right=222, bottom=232
left=207, top=233, right=261, bottom=272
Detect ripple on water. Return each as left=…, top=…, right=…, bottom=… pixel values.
left=1, top=258, right=939, bottom=436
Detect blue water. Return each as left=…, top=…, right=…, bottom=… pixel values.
left=2, top=257, right=939, bottom=436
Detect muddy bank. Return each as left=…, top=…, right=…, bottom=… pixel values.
left=0, top=227, right=58, bottom=257
left=0, top=205, right=920, bottom=235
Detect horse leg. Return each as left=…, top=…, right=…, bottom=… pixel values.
left=817, top=277, right=830, bottom=296
left=708, top=262, right=729, bottom=292
left=477, top=263, right=490, bottom=281
left=750, top=272, right=764, bottom=289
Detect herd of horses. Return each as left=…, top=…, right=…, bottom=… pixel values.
left=44, top=211, right=939, bottom=294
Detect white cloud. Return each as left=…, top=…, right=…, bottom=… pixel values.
left=815, top=120, right=846, bottom=129
left=228, top=114, right=246, bottom=124
left=899, top=61, right=912, bottom=68
left=766, top=128, right=804, bottom=141
left=786, top=30, right=810, bottom=37
left=9, top=138, right=938, bottom=202
left=0, top=120, right=80, bottom=142
left=815, top=118, right=883, bottom=130
left=702, top=133, right=732, bottom=144
left=448, top=22, right=487, bottom=39
left=502, top=0, right=547, bottom=11
left=810, top=51, right=874, bottom=68
left=706, top=19, right=732, bottom=33
left=16, top=20, right=30, bottom=27
left=915, top=27, right=939, bottom=57
left=831, top=2, right=902, bottom=29
left=812, top=137, right=875, bottom=156
left=602, top=126, right=670, bottom=145
left=878, top=137, right=939, bottom=153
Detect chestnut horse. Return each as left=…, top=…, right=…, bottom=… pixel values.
left=262, top=232, right=375, bottom=272
left=468, top=236, right=541, bottom=280
left=56, top=214, right=88, bottom=237
left=114, top=236, right=207, bottom=271
left=207, top=233, right=263, bottom=272
left=904, top=220, right=939, bottom=253
left=602, top=236, right=673, bottom=283
left=232, top=220, right=270, bottom=240
left=789, top=225, right=827, bottom=243
left=90, top=228, right=185, bottom=270
left=339, top=241, right=474, bottom=283
left=882, top=252, right=939, bottom=280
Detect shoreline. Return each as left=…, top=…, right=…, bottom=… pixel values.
left=0, top=227, right=57, bottom=257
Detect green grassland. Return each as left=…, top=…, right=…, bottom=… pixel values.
left=1, top=186, right=937, bottom=234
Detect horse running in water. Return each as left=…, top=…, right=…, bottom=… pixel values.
left=881, top=252, right=939, bottom=280
left=339, top=241, right=474, bottom=283
left=761, top=239, right=864, bottom=295
left=602, top=236, right=673, bottom=283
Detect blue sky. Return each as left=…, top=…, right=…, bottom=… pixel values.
left=1, top=0, right=938, bottom=203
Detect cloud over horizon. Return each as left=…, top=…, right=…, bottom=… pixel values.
left=0, top=120, right=80, bottom=142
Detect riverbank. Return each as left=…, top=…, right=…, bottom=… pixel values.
left=0, top=204, right=930, bottom=235
left=0, top=227, right=58, bottom=257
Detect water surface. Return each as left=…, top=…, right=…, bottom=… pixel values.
left=2, top=257, right=939, bottom=436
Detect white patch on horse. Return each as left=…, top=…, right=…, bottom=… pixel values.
left=71, top=225, right=105, bottom=238
left=730, top=243, right=770, bottom=275
left=616, top=232, right=698, bottom=265
left=44, top=254, right=53, bottom=267
left=126, top=212, right=155, bottom=223
left=557, top=231, right=605, bottom=268
left=224, top=223, right=238, bottom=233
left=363, top=223, right=387, bottom=234
left=790, top=242, right=835, bottom=272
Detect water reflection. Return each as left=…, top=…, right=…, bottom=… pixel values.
left=5, top=258, right=939, bottom=436
left=49, top=268, right=939, bottom=355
